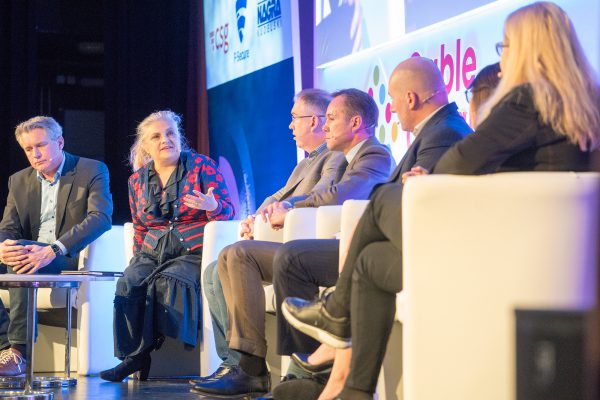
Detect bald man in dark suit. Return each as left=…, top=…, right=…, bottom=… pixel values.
left=275, top=57, right=471, bottom=400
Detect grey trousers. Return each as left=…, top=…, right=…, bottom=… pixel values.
left=217, top=238, right=342, bottom=360
left=217, top=240, right=281, bottom=358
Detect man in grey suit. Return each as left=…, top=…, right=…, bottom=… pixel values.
left=198, top=88, right=346, bottom=383
left=239, top=89, right=346, bottom=240
left=192, top=89, right=394, bottom=397
left=0, top=116, right=112, bottom=375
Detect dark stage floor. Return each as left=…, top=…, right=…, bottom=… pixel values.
left=2, top=376, right=254, bottom=400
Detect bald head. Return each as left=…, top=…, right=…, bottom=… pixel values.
left=390, top=57, right=446, bottom=100
left=388, top=57, right=449, bottom=132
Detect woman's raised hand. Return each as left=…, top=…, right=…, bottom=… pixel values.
left=183, top=187, right=218, bottom=212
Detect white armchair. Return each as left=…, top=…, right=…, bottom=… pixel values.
left=75, top=225, right=126, bottom=374
left=199, top=219, right=242, bottom=375
left=337, top=200, right=370, bottom=271
left=402, top=172, right=600, bottom=400
left=0, top=225, right=126, bottom=374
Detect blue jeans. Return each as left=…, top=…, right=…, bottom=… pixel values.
left=203, top=261, right=241, bottom=367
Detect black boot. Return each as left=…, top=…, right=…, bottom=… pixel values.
left=100, top=353, right=151, bottom=382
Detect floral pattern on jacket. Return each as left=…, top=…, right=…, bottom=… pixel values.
left=128, top=150, right=234, bottom=254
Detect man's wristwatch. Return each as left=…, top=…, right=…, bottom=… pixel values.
left=50, top=243, right=63, bottom=256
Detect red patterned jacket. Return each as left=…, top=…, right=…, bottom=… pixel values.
left=128, top=150, right=234, bottom=254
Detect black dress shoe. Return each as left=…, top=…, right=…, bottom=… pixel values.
left=282, top=296, right=351, bottom=349
left=272, top=377, right=325, bottom=400
left=190, top=365, right=270, bottom=397
left=189, top=365, right=232, bottom=385
left=256, top=374, right=299, bottom=399
left=291, top=352, right=334, bottom=374
left=100, top=353, right=151, bottom=382
left=334, top=387, right=374, bottom=399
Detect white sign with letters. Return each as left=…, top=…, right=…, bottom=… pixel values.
left=204, top=0, right=293, bottom=89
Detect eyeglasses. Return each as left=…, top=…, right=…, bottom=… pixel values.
left=464, top=86, right=493, bottom=103
left=495, top=42, right=509, bottom=56
left=290, top=114, right=325, bottom=123
left=465, top=87, right=474, bottom=103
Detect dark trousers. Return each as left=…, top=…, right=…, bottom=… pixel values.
left=113, top=251, right=201, bottom=358
left=0, top=240, right=77, bottom=348
left=329, top=184, right=403, bottom=394
left=273, top=239, right=340, bottom=355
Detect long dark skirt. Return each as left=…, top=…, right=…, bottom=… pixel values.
left=113, top=236, right=202, bottom=358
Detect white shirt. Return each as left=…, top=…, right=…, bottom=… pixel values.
left=36, top=153, right=67, bottom=254
left=345, top=139, right=367, bottom=164
left=412, top=104, right=446, bottom=137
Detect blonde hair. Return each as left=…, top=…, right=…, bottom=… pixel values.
left=15, top=116, right=62, bottom=145
left=129, top=110, right=188, bottom=170
left=478, top=2, right=600, bottom=151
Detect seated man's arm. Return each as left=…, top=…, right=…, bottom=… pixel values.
left=0, top=176, right=29, bottom=267
left=291, top=146, right=392, bottom=208
left=402, top=126, right=470, bottom=183
left=414, top=126, right=472, bottom=173
left=264, top=152, right=347, bottom=228
left=298, top=151, right=347, bottom=199
left=0, top=176, right=25, bottom=242
left=242, top=174, right=290, bottom=238
left=283, top=152, right=347, bottom=206
left=55, top=161, right=113, bottom=256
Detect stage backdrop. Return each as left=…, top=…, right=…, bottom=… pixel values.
left=204, top=0, right=296, bottom=218
left=315, top=0, right=600, bottom=163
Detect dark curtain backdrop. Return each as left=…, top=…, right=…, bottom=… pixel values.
left=0, top=1, right=208, bottom=224
left=104, top=0, right=208, bottom=223
left=0, top=2, right=38, bottom=205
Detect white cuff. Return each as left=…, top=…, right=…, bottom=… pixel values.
left=54, top=240, right=68, bottom=256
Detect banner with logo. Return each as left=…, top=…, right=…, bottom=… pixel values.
left=204, top=0, right=294, bottom=89
left=316, top=0, right=600, bottom=162
left=204, top=0, right=296, bottom=218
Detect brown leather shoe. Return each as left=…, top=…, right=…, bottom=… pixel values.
left=0, top=348, right=26, bottom=377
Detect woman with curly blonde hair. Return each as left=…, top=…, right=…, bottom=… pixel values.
left=101, top=110, right=234, bottom=382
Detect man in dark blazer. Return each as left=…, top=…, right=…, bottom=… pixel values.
left=0, top=116, right=112, bottom=376
left=274, top=57, right=472, bottom=398
left=192, top=89, right=394, bottom=397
